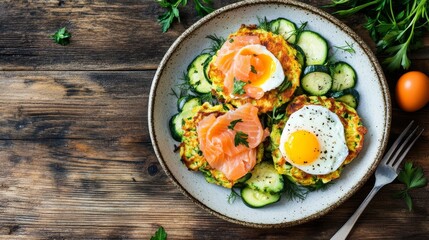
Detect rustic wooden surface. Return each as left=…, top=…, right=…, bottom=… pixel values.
left=0, top=0, right=428, bottom=239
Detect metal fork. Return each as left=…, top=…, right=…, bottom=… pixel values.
left=331, top=121, right=424, bottom=240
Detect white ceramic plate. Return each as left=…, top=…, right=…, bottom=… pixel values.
left=149, top=0, right=391, bottom=227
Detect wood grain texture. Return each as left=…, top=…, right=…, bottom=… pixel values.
left=0, top=0, right=428, bottom=239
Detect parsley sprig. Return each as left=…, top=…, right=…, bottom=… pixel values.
left=150, top=226, right=167, bottom=240
left=394, top=162, right=428, bottom=211
left=327, top=0, right=429, bottom=70
left=51, top=27, right=71, bottom=45
left=234, top=131, right=249, bottom=147
left=156, top=0, right=214, bottom=32
left=233, top=78, right=246, bottom=95
left=228, top=119, right=243, bottom=130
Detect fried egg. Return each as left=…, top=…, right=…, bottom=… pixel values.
left=232, top=44, right=285, bottom=94
left=279, top=105, right=349, bottom=175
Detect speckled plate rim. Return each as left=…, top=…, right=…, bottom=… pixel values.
left=148, top=0, right=391, bottom=228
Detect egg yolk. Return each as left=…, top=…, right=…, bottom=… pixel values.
left=238, top=48, right=275, bottom=86
left=284, top=130, right=320, bottom=165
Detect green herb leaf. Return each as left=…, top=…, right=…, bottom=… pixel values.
left=150, top=226, right=167, bottom=240
left=233, top=78, right=247, bottom=95
left=228, top=119, right=243, bottom=130
left=227, top=188, right=240, bottom=204
left=283, top=177, right=309, bottom=201
left=267, top=106, right=285, bottom=126
left=250, top=65, right=257, bottom=74
left=257, top=16, right=271, bottom=31
left=234, top=131, right=249, bottom=147
left=194, top=0, right=214, bottom=17
left=51, top=27, right=71, bottom=45
left=277, top=77, right=292, bottom=92
left=396, top=162, right=428, bottom=211
left=327, top=0, right=429, bottom=70
left=156, top=0, right=214, bottom=32
left=333, top=41, right=356, bottom=55
left=206, top=34, right=226, bottom=54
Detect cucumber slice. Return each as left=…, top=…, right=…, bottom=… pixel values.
left=329, top=88, right=360, bottom=108
left=301, top=71, right=333, bottom=96
left=176, top=96, right=190, bottom=111
left=270, top=18, right=297, bottom=43
left=187, top=53, right=212, bottom=94
left=245, top=161, right=284, bottom=193
left=169, top=98, right=202, bottom=142
left=331, top=61, right=357, bottom=91
left=169, top=113, right=183, bottom=142
left=203, top=55, right=213, bottom=83
left=303, top=65, right=330, bottom=76
left=296, top=30, right=328, bottom=65
left=241, top=187, right=281, bottom=208
left=181, top=97, right=201, bottom=113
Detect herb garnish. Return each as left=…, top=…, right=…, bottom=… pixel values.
left=267, top=106, right=285, bottom=126
left=51, top=27, right=71, bottom=45
left=228, top=119, right=243, bottom=130
left=157, top=0, right=214, bottom=32
left=277, top=78, right=292, bottom=92
left=206, top=34, right=226, bottom=54
left=283, top=177, right=309, bottom=201
left=150, top=226, right=167, bottom=240
left=394, top=162, right=428, bottom=211
left=234, top=131, right=249, bottom=147
left=327, top=0, right=429, bottom=70
left=333, top=41, right=356, bottom=55
left=250, top=65, right=258, bottom=74
left=227, top=188, right=240, bottom=204
left=233, top=78, right=247, bottom=95
left=257, top=16, right=271, bottom=31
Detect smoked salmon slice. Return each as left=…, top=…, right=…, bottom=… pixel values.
left=196, top=103, right=268, bottom=181
left=214, top=36, right=273, bottom=99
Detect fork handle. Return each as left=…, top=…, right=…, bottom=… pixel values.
left=330, top=185, right=382, bottom=240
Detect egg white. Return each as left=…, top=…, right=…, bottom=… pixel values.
left=279, top=105, right=349, bottom=175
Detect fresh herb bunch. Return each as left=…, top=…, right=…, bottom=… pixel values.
left=51, top=27, right=71, bottom=45
left=395, top=162, right=427, bottom=211
left=156, top=0, right=214, bottom=32
left=327, top=0, right=429, bottom=70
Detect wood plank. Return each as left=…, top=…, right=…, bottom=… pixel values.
left=0, top=71, right=150, bottom=141
left=1, top=0, right=427, bottom=71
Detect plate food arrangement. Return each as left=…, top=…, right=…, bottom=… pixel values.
left=149, top=0, right=390, bottom=227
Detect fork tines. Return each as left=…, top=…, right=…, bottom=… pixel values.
left=383, top=120, right=424, bottom=169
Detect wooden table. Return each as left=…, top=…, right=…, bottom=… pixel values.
left=1, top=0, right=428, bottom=239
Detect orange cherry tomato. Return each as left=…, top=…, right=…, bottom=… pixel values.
left=395, top=71, right=429, bottom=112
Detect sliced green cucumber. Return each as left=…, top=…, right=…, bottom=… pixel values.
left=187, top=53, right=212, bottom=94
left=169, top=113, right=183, bottom=142
left=169, top=98, right=202, bottom=142
left=203, top=55, right=212, bottom=83
left=270, top=18, right=297, bottom=43
left=331, top=61, right=357, bottom=91
left=303, top=65, right=330, bottom=76
left=241, top=187, right=281, bottom=208
left=301, top=69, right=333, bottom=96
left=233, top=173, right=252, bottom=188
left=245, top=161, right=284, bottom=193
left=329, top=88, right=360, bottom=108
left=177, top=96, right=190, bottom=112
left=181, top=97, right=201, bottom=113
left=296, top=30, right=328, bottom=65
